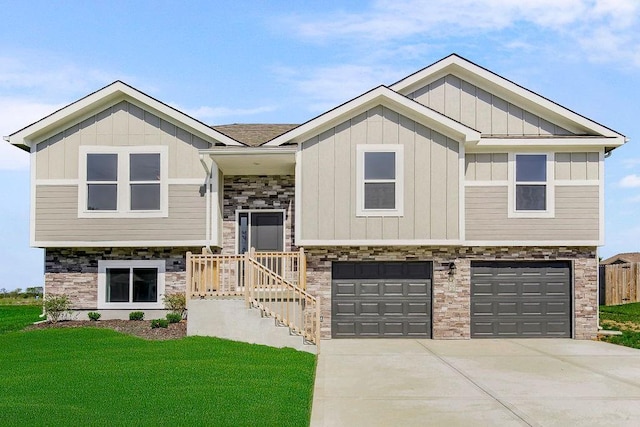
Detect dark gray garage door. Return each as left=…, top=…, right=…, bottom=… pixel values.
left=471, top=261, right=571, bottom=338
left=332, top=262, right=432, bottom=338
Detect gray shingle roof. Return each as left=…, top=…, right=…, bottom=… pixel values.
left=211, top=124, right=298, bottom=146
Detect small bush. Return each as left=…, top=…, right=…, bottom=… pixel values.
left=166, top=313, right=182, bottom=324
left=87, top=311, right=101, bottom=321
left=129, top=311, right=145, bottom=321
left=43, top=294, right=72, bottom=323
left=151, top=318, right=169, bottom=329
left=163, top=293, right=187, bottom=319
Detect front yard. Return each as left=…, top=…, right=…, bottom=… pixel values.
left=0, top=306, right=316, bottom=426
left=600, top=302, right=640, bottom=349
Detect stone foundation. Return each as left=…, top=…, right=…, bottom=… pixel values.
left=305, top=246, right=598, bottom=340
left=45, top=247, right=199, bottom=309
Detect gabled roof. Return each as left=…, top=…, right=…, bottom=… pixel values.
left=212, top=124, right=298, bottom=147
left=391, top=54, right=626, bottom=149
left=264, top=85, right=481, bottom=147
left=5, top=80, right=243, bottom=151
left=601, top=253, right=640, bottom=265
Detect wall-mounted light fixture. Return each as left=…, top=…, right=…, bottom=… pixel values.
left=448, top=262, right=456, bottom=282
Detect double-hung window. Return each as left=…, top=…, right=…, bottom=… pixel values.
left=79, top=146, right=167, bottom=218
left=509, top=153, right=554, bottom=218
left=97, top=260, right=165, bottom=309
left=357, top=145, right=404, bottom=216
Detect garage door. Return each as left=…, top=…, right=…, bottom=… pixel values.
left=332, top=261, right=432, bottom=338
left=471, top=261, right=571, bottom=338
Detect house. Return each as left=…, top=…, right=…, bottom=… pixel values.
left=600, top=253, right=640, bottom=265
left=5, top=54, right=626, bottom=344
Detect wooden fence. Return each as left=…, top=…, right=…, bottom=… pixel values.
left=603, top=263, right=640, bottom=306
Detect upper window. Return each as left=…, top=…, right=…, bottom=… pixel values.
left=79, top=146, right=167, bottom=218
left=97, top=260, right=165, bottom=309
left=357, top=145, right=403, bottom=216
left=515, top=154, right=546, bottom=211
left=508, top=153, right=554, bottom=218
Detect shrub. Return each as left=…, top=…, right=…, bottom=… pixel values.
left=129, top=311, right=145, bottom=321
left=166, top=313, right=182, bottom=324
left=151, top=318, right=169, bottom=329
left=87, top=311, right=101, bottom=321
left=163, top=293, right=187, bottom=319
left=43, top=294, right=72, bottom=323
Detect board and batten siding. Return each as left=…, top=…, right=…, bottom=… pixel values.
left=555, top=152, right=599, bottom=180
left=465, top=185, right=599, bottom=241
left=300, top=105, right=460, bottom=241
left=465, top=153, right=508, bottom=181
left=35, top=100, right=209, bottom=180
left=35, top=185, right=206, bottom=242
left=408, top=74, right=573, bottom=136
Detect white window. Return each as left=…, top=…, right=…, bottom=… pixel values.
left=97, top=260, right=165, bottom=309
left=356, top=145, right=404, bottom=216
left=508, top=153, right=554, bottom=218
left=79, top=146, right=168, bottom=218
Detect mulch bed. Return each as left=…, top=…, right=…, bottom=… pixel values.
left=26, top=319, right=187, bottom=340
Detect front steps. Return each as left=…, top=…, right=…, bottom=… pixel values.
left=187, top=297, right=316, bottom=354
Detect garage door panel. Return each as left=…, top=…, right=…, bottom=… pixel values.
left=332, top=262, right=432, bottom=338
left=471, top=261, right=571, bottom=338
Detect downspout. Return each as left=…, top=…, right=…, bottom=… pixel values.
left=199, top=155, right=213, bottom=254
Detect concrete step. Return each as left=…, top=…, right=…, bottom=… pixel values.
left=186, top=298, right=316, bottom=354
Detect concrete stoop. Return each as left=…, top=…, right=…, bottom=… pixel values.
left=186, top=298, right=316, bottom=354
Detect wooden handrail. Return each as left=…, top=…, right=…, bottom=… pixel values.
left=185, top=248, right=319, bottom=345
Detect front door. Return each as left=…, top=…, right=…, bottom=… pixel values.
left=238, top=211, right=284, bottom=253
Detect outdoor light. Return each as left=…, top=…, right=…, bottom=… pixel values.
left=448, top=262, right=456, bottom=281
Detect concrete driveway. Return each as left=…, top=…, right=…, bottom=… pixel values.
left=311, top=339, right=640, bottom=426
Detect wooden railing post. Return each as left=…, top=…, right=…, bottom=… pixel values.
left=186, top=251, right=192, bottom=301
left=299, top=247, right=307, bottom=291
left=244, top=250, right=251, bottom=307
left=316, top=295, right=321, bottom=354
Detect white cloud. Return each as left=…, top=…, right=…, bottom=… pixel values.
left=619, top=174, right=640, bottom=188
left=181, top=104, right=277, bottom=122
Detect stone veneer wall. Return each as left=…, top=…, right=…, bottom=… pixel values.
left=221, top=175, right=295, bottom=254
left=304, top=246, right=598, bottom=340
left=45, top=247, right=201, bottom=309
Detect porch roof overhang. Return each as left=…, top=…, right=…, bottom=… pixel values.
left=199, top=146, right=297, bottom=175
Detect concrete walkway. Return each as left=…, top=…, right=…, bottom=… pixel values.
left=311, top=339, right=640, bottom=426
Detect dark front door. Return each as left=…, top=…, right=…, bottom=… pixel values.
left=238, top=211, right=284, bottom=253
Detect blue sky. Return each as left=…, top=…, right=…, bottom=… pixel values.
left=1, top=0, right=640, bottom=290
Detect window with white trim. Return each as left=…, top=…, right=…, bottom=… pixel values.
left=97, top=260, right=165, bottom=309
left=356, top=145, right=404, bottom=216
left=79, top=146, right=168, bottom=218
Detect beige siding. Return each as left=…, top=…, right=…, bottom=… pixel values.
left=35, top=101, right=209, bottom=180
left=300, top=105, right=460, bottom=241
left=35, top=185, right=206, bottom=242
left=465, top=186, right=599, bottom=241
left=465, top=153, right=508, bottom=180
left=555, top=152, right=600, bottom=180
left=409, top=74, right=573, bottom=136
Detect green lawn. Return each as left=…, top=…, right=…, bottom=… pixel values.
left=0, top=309, right=316, bottom=426
left=0, top=304, right=43, bottom=334
left=600, top=303, right=640, bottom=349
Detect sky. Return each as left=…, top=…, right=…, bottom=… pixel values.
left=1, top=0, right=640, bottom=290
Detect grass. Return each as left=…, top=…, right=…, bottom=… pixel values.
left=0, top=304, right=43, bottom=334
left=600, top=303, right=640, bottom=349
left=0, top=307, right=316, bottom=426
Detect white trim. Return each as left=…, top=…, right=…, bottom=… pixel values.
left=97, top=260, right=165, bottom=310
left=210, top=161, right=221, bottom=247
left=8, top=81, right=242, bottom=148
left=507, top=152, right=555, bottom=219
left=167, top=178, right=207, bottom=185
left=390, top=54, right=625, bottom=143
left=78, top=145, right=169, bottom=219
left=599, top=149, right=605, bottom=244
left=235, top=209, right=287, bottom=253
left=464, top=240, right=601, bottom=246
left=35, top=179, right=79, bottom=186
left=356, top=144, right=404, bottom=217
left=299, top=239, right=462, bottom=246
left=29, top=146, right=36, bottom=247
left=555, top=180, right=600, bottom=186
left=476, top=137, right=622, bottom=148
left=299, top=239, right=600, bottom=247
left=33, top=240, right=208, bottom=248
left=458, top=142, right=465, bottom=241
left=294, top=149, right=302, bottom=246
left=264, top=86, right=481, bottom=146
left=464, top=180, right=509, bottom=187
